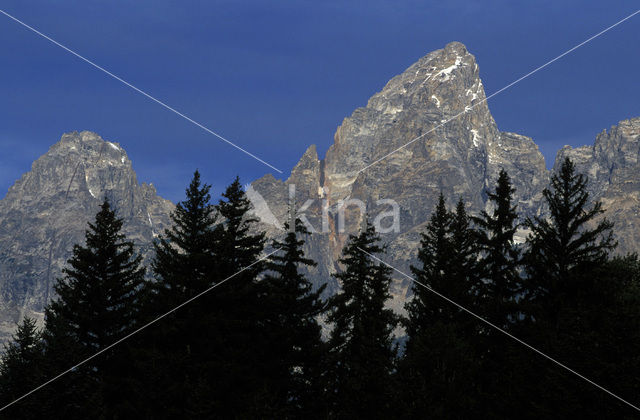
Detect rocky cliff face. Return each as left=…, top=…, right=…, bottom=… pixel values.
left=554, top=117, right=640, bottom=253
left=1, top=42, right=638, bottom=340
left=250, top=41, right=637, bottom=310
left=0, top=131, right=173, bottom=340
left=252, top=42, right=548, bottom=309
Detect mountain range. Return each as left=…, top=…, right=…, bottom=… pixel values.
left=1, top=41, right=638, bottom=341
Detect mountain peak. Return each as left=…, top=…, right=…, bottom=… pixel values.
left=554, top=116, right=640, bottom=196
left=443, top=41, right=468, bottom=53
left=4, top=131, right=135, bottom=206
left=323, top=41, right=493, bottom=204
left=288, top=144, right=322, bottom=199
left=251, top=42, right=548, bottom=305
left=53, top=130, right=129, bottom=166
left=368, top=40, right=481, bottom=113
left=0, top=132, right=173, bottom=340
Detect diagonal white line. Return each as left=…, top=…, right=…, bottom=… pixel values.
left=0, top=9, right=283, bottom=174
left=0, top=247, right=281, bottom=413
left=357, top=9, right=640, bottom=175
left=357, top=247, right=640, bottom=413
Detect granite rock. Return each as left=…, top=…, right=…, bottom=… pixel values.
left=0, top=131, right=173, bottom=340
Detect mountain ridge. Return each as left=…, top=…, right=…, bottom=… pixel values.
left=0, top=41, right=639, bottom=340
left=0, top=131, right=173, bottom=340
left=252, top=41, right=549, bottom=308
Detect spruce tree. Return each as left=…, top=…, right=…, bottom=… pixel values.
left=472, top=169, right=521, bottom=326
left=400, top=195, right=478, bottom=417
left=141, top=175, right=268, bottom=417
left=406, top=194, right=452, bottom=333
left=601, top=255, right=640, bottom=415
left=521, top=157, right=629, bottom=416
left=524, top=157, right=615, bottom=318
left=449, top=198, right=480, bottom=306
left=260, top=216, right=327, bottom=417
left=471, top=170, right=522, bottom=417
left=150, top=170, right=217, bottom=304
left=43, top=198, right=145, bottom=417
left=204, top=176, right=268, bottom=416
left=136, top=170, right=219, bottom=417
left=40, top=301, right=89, bottom=418
left=0, top=317, right=45, bottom=419
left=325, top=219, right=397, bottom=418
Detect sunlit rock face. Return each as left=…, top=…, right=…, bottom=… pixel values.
left=554, top=117, right=640, bottom=254
left=2, top=42, right=638, bottom=341
left=252, top=42, right=548, bottom=310
left=0, top=131, right=173, bottom=340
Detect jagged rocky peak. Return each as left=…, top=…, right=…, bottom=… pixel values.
left=366, top=41, right=483, bottom=114
left=249, top=41, right=548, bottom=307
left=487, top=132, right=547, bottom=217
left=252, top=41, right=548, bottom=234
left=4, top=131, right=132, bottom=206
left=56, top=130, right=128, bottom=160
left=0, top=131, right=173, bottom=341
left=261, top=41, right=544, bottom=222
left=251, top=144, right=323, bottom=222
left=321, top=41, right=545, bottom=230
left=323, top=41, right=496, bottom=204
left=46, top=130, right=130, bottom=172
left=289, top=145, right=323, bottom=198
left=552, top=117, right=640, bottom=254
left=554, top=117, right=640, bottom=195
left=593, top=117, right=640, bottom=171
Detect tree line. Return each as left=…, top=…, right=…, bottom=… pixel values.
left=0, top=158, right=639, bottom=419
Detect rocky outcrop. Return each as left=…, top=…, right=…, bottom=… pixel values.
left=0, top=131, right=173, bottom=340
left=2, top=42, right=638, bottom=342
left=554, top=117, right=640, bottom=253
left=252, top=42, right=548, bottom=310
left=251, top=145, right=339, bottom=297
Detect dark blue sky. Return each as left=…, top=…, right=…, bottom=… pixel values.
left=1, top=1, right=638, bottom=202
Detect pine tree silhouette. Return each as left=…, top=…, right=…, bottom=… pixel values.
left=325, top=218, right=397, bottom=418
left=0, top=317, right=45, bottom=419
left=521, top=157, right=635, bottom=417
left=400, top=194, right=479, bottom=417
left=136, top=170, right=218, bottom=417
left=260, top=216, right=327, bottom=417
left=43, top=199, right=145, bottom=417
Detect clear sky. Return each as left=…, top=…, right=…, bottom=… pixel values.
left=1, top=1, right=638, bottom=203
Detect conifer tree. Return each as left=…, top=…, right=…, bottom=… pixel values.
left=449, top=198, right=480, bottom=304
left=139, top=175, right=268, bottom=416
left=599, top=255, right=640, bottom=415
left=521, top=157, right=627, bottom=416
left=406, top=194, right=452, bottom=331
left=400, top=195, right=478, bottom=417
left=260, top=216, right=327, bottom=417
left=203, top=176, right=268, bottom=415
left=150, top=170, right=217, bottom=304
left=40, top=301, right=89, bottom=417
left=0, top=317, right=45, bottom=419
left=325, top=218, right=397, bottom=418
left=472, top=169, right=521, bottom=326
left=213, top=177, right=266, bottom=274
left=136, top=170, right=218, bottom=417
left=43, top=198, right=145, bottom=417
left=524, top=157, right=615, bottom=318
left=471, top=170, right=522, bottom=417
